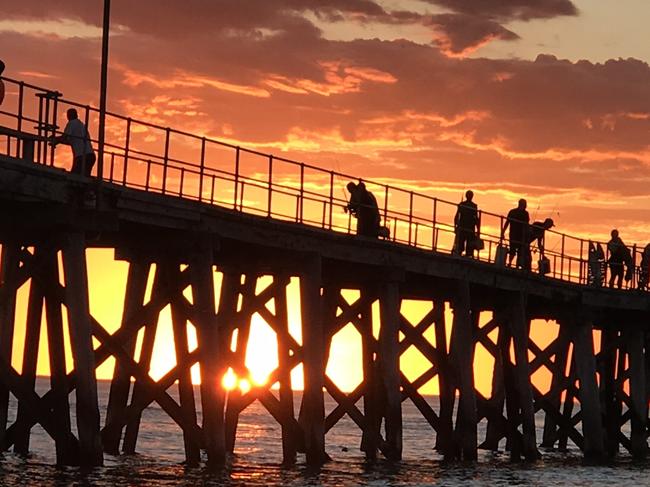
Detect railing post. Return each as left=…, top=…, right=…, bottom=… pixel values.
left=408, top=191, right=414, bottom=245
left=109, top=153, right=115, bottom=182
left=328, top=171, right=334, bottom=229
left=162, top=127, right=170, bottom=194
left=123, top=118, right=131, bottom=185
left=199, top=137, right=206, bottom=202
left=560, top=234, right=564, bottom=279
left=432, top=198, right=438, bottom=251
left=36, top=94, right=44, bottom=164
left=15, top=82, right=25, bottom=159
left=43, top=93, right=51, bottom=165
left=299, top=163, right=304, bottom=224
left=267, top=155, right=273, bottom=217
left=383, top=186, right=389, bottom=230
left=632, top=244, right=637, bottom=289
left=579, top=240, right=584, bottom=284
left=234, top=147, right=240, bottom=210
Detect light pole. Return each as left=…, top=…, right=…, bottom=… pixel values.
left=97, top=0, right=111, bottom=191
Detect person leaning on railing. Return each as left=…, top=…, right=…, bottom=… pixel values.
left=50, top=108, right=96, bottom=176
left=0, top=59, right=5, bottom=106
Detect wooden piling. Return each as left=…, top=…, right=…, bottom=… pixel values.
left=14, top=249, right=44, bottom=455
left=42, top=248, right=76, bottom=465
left=597, top=327, right=619, bottom=456
left=359, top=288, right=380, bottom=461
left=378, top=279, right=402, bottom=461
left=571, top=320, right=604, bottom=460
left=433, top=301, right=455, bottom=457
left=508, top=292, right=540, bottom=461
left=103, top=259, right=149, bottom=455
left=481, top=309, right=507, bottom=451
left=625, top=327, right=647, bottom=458
left=61, top=232, right=103, bottom=466
left=189, top=239, right=225, bottom=468
left=450, top=280, right=477, bottom=460
left=0, top=244, right=20, bottom=449
left=299, top=254, right=327, bottom=465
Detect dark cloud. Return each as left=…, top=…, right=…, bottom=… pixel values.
left=425, top=0, right=578, bottom=21
left=427, top=13, right=520, bottom=55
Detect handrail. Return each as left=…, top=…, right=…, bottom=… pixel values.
left=0, top=75, right=647, bottom=291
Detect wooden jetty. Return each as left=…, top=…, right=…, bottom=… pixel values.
left=0, top=76, right=648, bottom=467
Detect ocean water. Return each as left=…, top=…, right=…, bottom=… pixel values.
left=0, top=379, right=646, bottom=486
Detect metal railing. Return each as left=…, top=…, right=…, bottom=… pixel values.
left=0, top=75, right=647, bottom=291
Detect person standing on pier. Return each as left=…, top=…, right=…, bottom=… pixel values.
left=501, top=198, right=530, bottom=269
left=51, top=108, right=96, bottom=176
left=345, top=181, right=380, bottom=237
left=454, top=190, right=479, bottom=257
left=528, top=218, right=554, bottom=273
left=607, top=229, right=629, bottom=289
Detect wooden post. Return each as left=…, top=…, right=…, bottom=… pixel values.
left=625, top=327, right=647, bottom=458
left=14, top=252, right=44, bottom=455
left=42, top=248, right=76, bottom=465
left=169, top=261, right=201, bottom=466
left=122, top=267, right=160, bottom=455
left=378, top=279, right=402, bottom=461
left=61, top=232, right=103, bottom=466
left=571, top=320, right=604, bottom=460
left=190, top=239, right=225, bottom=468
left=0, top=244, right=20, bottom=448
left=433, top=301, right=455, bottom=457
left=359, top=288, right=379, bottom=461
left=481, top=309, right=507, bottom=451
left=450, top=280, right=477, bottom=460
left=508, top=292, right=540, bottom=461
left=104, top=259, right=149, bottom=455
left=299, top=253, right=327, bottom=465
left=225, top=273, right=254, bottom=453
left=540, top=322, right=571, bottom=449
left=275, top=274, right=297, bottom=465
left=597, top=327, right=619, bottom=456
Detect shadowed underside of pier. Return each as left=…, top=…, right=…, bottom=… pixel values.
left=0, top=154, right=648, bottom=467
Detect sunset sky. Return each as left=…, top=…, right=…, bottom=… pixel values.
left=1, top=0, right=649, bottom=393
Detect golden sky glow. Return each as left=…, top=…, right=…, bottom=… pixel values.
left=2, top=0, right=650, bottom=394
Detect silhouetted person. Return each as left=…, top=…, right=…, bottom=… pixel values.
left=607, top=229, right=628, bottom=289
left=501, top=199, right=530, bottom=269
left=454, top=190, right=479, bottom=257
left=345, top=181, right=380, bottom=237
left=51, top=108, right=95, bottom=176
left=0, top=59, right=5, bottom=106
left=588, top=241, right=605, bottom=287
left=639, top=244, right=650, bottom=291
left=527, top=218, right=554, bottom=273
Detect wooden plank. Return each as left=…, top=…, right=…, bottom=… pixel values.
left=103, top=259, right=149, bottom=455
left=61, top=232, right=103, bottom=466
left=378, top=280, right=402, bottom=461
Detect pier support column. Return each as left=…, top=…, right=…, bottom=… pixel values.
left=450, top=280, right=477, bottom=460
left=359, top=288, right=380, bottom=461
left=103, top=258, right=149, bottom=455
left=61, top=232, right=103, bottom=466
left=0, top=244, right=20, bottom=449
left=190, top=239, right=225, bottom=468
left=299, top=254, right=327, bottom=466
left=481, top=309, right=507, bottom=451
left=508, top=292, right=540, bottom=461
left=541, top=322, right=571, bottom=449
left=378, top=279, right=402, bottom=461
left=571, top=320, right=604, bottom=460
left=597, top=328, right=619, bottom=456
left=434, top=301, right=455, bottom=457
left=625, top=327, right=647, bottom=458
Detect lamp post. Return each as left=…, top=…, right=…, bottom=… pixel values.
left=97, top=0, right=111, bottom=190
